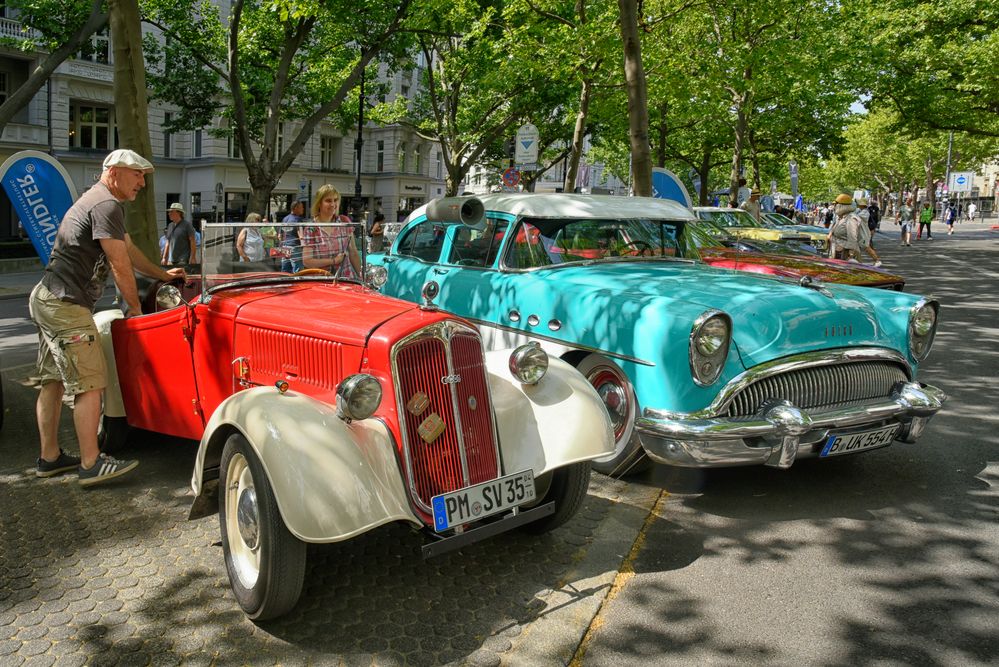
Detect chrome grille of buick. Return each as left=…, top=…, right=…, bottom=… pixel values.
left=393, top=322, right=500, bottom=512
left=724, top=361, right=909, bottom=417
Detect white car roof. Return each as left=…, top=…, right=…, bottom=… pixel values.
left=415, top=193, right=696, bottom=222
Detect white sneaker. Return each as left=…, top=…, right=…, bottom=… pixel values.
left=874, top=261, right=882, bottom=267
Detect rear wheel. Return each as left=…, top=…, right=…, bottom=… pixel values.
left=575, top=354, right=650, bottom=477
left=521, top=461, right=591, bottom=534
left=219, top=433, right=306, bottom=621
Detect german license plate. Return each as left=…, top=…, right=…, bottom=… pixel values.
left=431, top=470, right=536, bottom=532
left=820, top=424, right=899, bottom=458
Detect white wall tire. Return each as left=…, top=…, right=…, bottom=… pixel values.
left=575, top=354, right=650, bottom=477
left=219, top=433, right=306, bottom=621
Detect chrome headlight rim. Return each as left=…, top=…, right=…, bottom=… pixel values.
left=509, top=342, right=549, bottom=385
left=908, top=298, right=939, bottom=362
left=365, top=264, right=388, bottom=289
left=335, top=373, right=383, bottom=422
left=689, top=310, right=732, bottom=387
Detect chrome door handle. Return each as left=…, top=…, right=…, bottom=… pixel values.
left=433, top=267, right=450, bottom=275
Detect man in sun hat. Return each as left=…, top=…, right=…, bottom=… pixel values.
left=161, top=201, right=197, bottom=266
left=739, top=187, right=762, bottom=221
left=29, top=148, right=185, bottom=487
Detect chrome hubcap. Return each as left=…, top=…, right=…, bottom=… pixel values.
left=237, top=487, right=259, bottom=549
left=224, top=453, right=260, bottom=589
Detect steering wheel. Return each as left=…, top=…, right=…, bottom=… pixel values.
left=623, top=240, right=654, bottom=256
left=292, top=268, right=331, bottom=276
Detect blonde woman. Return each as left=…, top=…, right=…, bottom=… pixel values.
left=236, top=213, right=266, bottom=262
left=301, top=184, right=361, bottom=278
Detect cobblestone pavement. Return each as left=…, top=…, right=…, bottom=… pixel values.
left=0, top=372, right=659, bottom=667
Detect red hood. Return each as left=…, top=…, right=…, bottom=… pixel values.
left=699, top=247, right=905, bottom=288
left=218, top=282, right=421, bottom=346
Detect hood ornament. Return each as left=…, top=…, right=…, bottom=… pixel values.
left=798, top=275, right=832, bottom=297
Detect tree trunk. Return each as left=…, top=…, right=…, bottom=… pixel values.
left=110, top=0, right=157, bottom=259
left=563, top=79, right=593, bottom=193
left=728, top=98, right=749, bottom=201
left=698, top=145, right=713, bottom=206
left=924, top=155, right=936, bottom=212
left=619, top=0, right=651, bottom=196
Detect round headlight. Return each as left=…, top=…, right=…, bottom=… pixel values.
left=695, top=317, right=728, bottom=355
left=509, top=343, right=548, bottom=385
left=912, top=304, right=935, bottom=337
left=366, top=264, right=388, bottom=288
left=909, top=300, right=938, bottom=361
left=335, top=374, right=382, bottom=422
left=689, top=311, right=731, bottom=386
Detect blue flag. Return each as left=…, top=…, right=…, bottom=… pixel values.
left=0, top=150, right=78, bottom=265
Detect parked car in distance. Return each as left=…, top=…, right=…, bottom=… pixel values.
left=371, top=194, right=945, bottom=478
left=93, top=218, right=615, bottom=621
left=761, top=211, right=832, bottom=249
left=687, top=218, right=905, bottom=290
left=694, top=206, right=825, bottom=254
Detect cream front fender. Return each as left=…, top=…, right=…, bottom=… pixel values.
left=485, top=351, right=615, bottom=476
left=93, top=309, right=125, bottom=418
left=192, top=387, right=421, bottom=543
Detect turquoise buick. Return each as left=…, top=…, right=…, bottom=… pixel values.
left=369, top=194, right=945, bottom=476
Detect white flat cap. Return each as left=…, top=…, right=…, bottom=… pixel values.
left=102, top=149, right=155, bottom=173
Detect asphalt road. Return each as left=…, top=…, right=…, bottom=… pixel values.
left=580, top=224, right=999, bottom=665
left=0, top=222, right=996, bottom=665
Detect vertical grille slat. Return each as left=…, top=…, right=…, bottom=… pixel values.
left=394, top=325, right=500, bottom=512
left=247, top=326, right=341, bottom=391
left=724, top=361, right=909, bottom=417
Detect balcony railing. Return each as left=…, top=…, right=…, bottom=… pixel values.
left=0, top=17, right=39, bottom=39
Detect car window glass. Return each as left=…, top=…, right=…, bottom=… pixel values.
left=447, top=219, right=508, bottom=267
left=395, top=220, right=447, bottom=262
left=505, top=218, right=683, bottom=268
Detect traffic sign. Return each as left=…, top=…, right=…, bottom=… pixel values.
left=514, top=124, right=539, bottom=165
left=949, top=171, right=974, bottom=193
left=502, top=167, right=520, bottom=188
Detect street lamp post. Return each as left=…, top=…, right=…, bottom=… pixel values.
left=352, top=64, right=365, bottom=223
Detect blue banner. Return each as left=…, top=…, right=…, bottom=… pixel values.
left=0, top=150, right=78, bottom=265
left=651, top=167, right=693, bottom=207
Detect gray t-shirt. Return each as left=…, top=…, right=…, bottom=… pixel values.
left=40, top=181, right=125, bottom=310
left=165, top=218, right=196, bottom=264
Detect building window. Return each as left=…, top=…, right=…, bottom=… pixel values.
left=398, top=142, right=406, bottom=173
left=0, top=72, right=7, bottom=105
left=228, top=134, right=241, bottom=159
left=414, top=148, right=421, bottom=176
left=436, top=151, right=442, bottom=180
left=193, top=128, right=203, bottom=158
left=78, top=27, right=110, bottom=64
left=276, top=121, right=285, bottom=157
left=190, top=193, right=202, bottom=214
left=69, top=103, right=115, bottom=149
left=320, top=135, right=339, bottom=171
left=400, top=85, right=410, bottom=98
left=163, top=112, right=173, bottom=158
left=377, top=140, right=384, bottom=172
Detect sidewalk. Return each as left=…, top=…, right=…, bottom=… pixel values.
left=0, top=269, right=42, bottom=300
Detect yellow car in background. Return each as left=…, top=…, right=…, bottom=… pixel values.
left=761, top=211, right=830, bottom=253
left=693, top=207, right=824, bottom=253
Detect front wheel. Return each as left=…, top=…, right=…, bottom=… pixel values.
left=520, top=461, right=591, bottom=534
left=575, top=354, right=650, bottom=477
left=219, top=433, right=306, bottom=621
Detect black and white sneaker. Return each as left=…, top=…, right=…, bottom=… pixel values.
left=36, top=449, right=81, bottom=478
left=78, top=453, right=139, bottom=487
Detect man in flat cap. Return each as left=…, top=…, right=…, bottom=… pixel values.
left=29, top=148, right=186, bottom=487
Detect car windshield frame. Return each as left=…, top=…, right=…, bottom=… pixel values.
left=200, top=219, right=368, bottom=299
left=697, top=209, right=767, bottom=229
left=499, top=216, right=697, bottom=271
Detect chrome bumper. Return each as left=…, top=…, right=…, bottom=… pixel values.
left=635, top=382, right=946, bottom=469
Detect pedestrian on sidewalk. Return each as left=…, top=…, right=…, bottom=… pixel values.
left=828, top=194, right=865, bottom=262
left=161, top=203, right=197, bottom=266
left=29, top=149, right=186, bottom=486
left=897, top=197, right=914, bottom=246
left=968, top=202, right=977, bottom=222
left=917, top=201, right=934, bottom=240
left=945, top=202, right=957, bottom=235
left=855, top=198, right=883, bottom=266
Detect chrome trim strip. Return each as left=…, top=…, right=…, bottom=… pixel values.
left=471, top=317, right=656, bottom=367
left=441, top=323, right=471, bottom=486
left=644, top=347, right=914, bottom=421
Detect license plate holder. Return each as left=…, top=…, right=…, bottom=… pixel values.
left=820, top=424, right=900, bottom=458
left=431, top=470, right=536, bottom=532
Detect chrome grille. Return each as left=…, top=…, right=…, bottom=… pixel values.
left=724, top=360, right=908, bottom=417
left=393, top=323, right=499, bottom=513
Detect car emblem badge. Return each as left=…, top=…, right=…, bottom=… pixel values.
left=407, top=391, right=430, bottom=415
left=418, top=412, right=446, bottom=443
left=468, top=395, right=477, bottom=411
left=441, top=374, right=462, bottom=385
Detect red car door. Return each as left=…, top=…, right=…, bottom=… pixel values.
left=111, top=305, right=204, bottom=440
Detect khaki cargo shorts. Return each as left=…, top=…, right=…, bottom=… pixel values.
left=28, top=283, right=107, bottom=396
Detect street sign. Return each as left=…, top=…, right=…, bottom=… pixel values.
left=514, top=124, right=539, bottom=165
left=298, top=178, right=308, bottom=195
left=949, top=171, right=975, bottom=193
left=502, top=167, right=520, bottom=188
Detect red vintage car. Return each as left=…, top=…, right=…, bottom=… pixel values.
left=688, top=219, right=905, bottom=290
left=94, top=218, right=614, bottom=620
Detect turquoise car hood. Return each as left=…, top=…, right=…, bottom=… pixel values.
left=528, top=262, right=906, bottom=369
